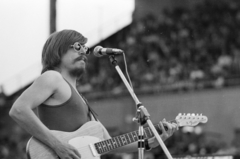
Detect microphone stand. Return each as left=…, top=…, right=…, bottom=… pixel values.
left=108, top=55, right=173, bottom=159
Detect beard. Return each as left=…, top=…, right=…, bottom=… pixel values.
left=69, top=66, right=85, bottom=78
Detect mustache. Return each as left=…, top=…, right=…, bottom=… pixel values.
left=75, top=55, right=88, bottom=62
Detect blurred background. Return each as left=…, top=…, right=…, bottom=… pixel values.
left=1, top=0, right=240, bottom=158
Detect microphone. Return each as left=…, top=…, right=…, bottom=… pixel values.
left=93, top=46, right=123, bottom=57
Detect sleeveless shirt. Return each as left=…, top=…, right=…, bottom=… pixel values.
left=38, top=80, right=97, bottom=132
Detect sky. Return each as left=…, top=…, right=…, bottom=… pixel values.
left=0, top=0, right=134, bottom=95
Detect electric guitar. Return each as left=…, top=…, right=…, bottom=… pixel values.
left=26, top=113, right=208, bottom=159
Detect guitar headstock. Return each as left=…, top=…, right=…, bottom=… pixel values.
left=175, top=113, right=208, bottom=127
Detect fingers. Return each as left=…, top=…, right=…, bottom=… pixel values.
left=160, top=119, right=178, bottom=137
left=71, top=153, right=81, bottom=159
left=159, top=120, right=170, bottom=136
left=72, top=149, right=81, bottom=159
left=70, top=146, right=81, bottom=159
left=56, top=144, right=81, bottom=159
left=73, top=147, right=81, bottom=155
left=144, top=119, right=179, bottom=147
left=161, top=119, right=172, bottom=135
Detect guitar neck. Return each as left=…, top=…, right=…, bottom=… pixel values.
left=94, top=120, right=176, bottom=154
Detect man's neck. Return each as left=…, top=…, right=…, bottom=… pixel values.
left=59, top=70, right=77, bottom=87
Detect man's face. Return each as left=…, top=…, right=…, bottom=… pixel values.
left=60, top=42, right=89, bottom=77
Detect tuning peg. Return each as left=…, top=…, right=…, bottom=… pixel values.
left=178, top=113, right=182, bottom=116
left=200, top=114, right=202, bottom=116
left=187, top=113, right=190, bottom=116
left=192, top=113, right=195, bottom=116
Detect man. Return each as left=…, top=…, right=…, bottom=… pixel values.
left=9, top=29, right=178, bottom=159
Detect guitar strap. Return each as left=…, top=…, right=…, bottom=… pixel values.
left=80, top=94, right=98, bottom=121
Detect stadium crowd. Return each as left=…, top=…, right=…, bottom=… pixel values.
left=79, top=0, right=240, bottom=97
left=1, top=0, right=240, bottom=158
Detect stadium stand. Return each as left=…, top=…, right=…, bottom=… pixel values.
left=79, top=0, right=240, bottom=99
left=1, top=0, right=240, bottom=158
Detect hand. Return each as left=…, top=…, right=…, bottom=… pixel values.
left=160, top=118, right=178, bottom=141
left=148, top=118, right=179, bottom=148
left=54, top=142, right=81, bottom=159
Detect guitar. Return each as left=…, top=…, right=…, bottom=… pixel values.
left=26, top=113, right=208, bottom=159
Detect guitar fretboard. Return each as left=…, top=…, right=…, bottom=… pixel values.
left=94, top=122, right=171, bottom=154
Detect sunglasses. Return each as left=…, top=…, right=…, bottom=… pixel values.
left=70, top=42, right=90, bottom=55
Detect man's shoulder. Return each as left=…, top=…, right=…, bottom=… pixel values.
left=41, top=70, right=62, bottom=78
left=36, top=70, right=63, bottom=85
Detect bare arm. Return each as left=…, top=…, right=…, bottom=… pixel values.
left=9, top=71, right=81, bottom=159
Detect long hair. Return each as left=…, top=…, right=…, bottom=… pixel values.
left=41, top=29, right=87, bottom=74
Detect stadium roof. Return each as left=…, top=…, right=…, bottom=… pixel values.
left=0, top=0, right=134, bottom=96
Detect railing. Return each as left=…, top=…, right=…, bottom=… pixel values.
left=83, top=76, right=240, bottom=100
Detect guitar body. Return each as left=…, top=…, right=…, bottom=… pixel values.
left=26, top=113, right=208, bottom=159
left=27, top=121, right=105, bottom=159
